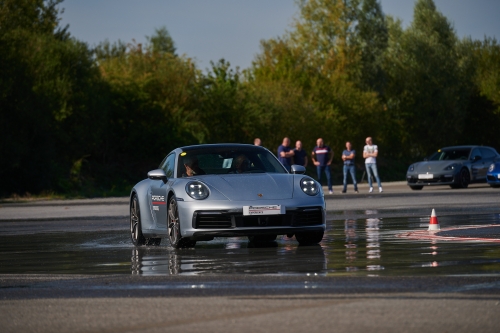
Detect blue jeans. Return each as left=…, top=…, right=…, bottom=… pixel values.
left=343, top=164, right=358, bottom=192
left=365, top=163, right=382, bottom=188
left=316, top=165, right=332, bottom=191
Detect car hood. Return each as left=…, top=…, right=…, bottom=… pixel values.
left=201, top=173, right=294, bottom=201
left=412, top=160, right=463, bottom=173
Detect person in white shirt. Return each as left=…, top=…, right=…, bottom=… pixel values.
left=363, top=137, right=382, bottom=193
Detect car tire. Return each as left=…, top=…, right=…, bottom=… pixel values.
left=248, top=235, right=277, bottom=243
left=168, top=196, right=196, bottom=249
left=130, top=194, right=146, bottom=246
left=295, top=231, right=324, bottom=245
left=454, top=168, right=470, bottom=189
left=409, top=185, right=423, bottom=190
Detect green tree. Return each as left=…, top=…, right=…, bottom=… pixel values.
left=0, top=0, right=102, bottom=195
left=382, top=0, right=473, bottom=159
left=250, top=0, right=383, bottom=155
left=146, top=26, right=176, bottom=55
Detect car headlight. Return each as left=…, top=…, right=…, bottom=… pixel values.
left=489, top=163, right=496, bottom=172
left=185, top=181, right=209, bottom=200
left=300, top=177, right=319, bottom=196
left=444, top=163, right=458, bottom=171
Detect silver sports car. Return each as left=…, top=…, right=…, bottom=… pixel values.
left=406, top=145, right=500, bottom=190
left=129, top=144, right=326, bottom=248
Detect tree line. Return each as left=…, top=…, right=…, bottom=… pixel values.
left=1, top=0, right=499, bottom=197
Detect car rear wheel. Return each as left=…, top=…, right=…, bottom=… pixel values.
left=130, top=194, right=146, bottom=246
left=295, top=231, right=324, bottom=245
left=168, top=197, right=196, bottom=248
left=248, top=235, right=277, bottom=243
left=409, top=185, right=423, bottom=190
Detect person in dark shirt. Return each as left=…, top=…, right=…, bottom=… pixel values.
left=293, top=140, right=308, bottom=167
left=312, top=138, right=333, bottom=194
left=277, top=137, right=295, bottom=172
left=342, top=141, right=358, bottom=193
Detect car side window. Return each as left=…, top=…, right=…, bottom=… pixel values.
left=480, top=148, right=495, bottom=160
left=161, top=153, right=176, bottom=178
left=471, top=148, right=482, bottom=160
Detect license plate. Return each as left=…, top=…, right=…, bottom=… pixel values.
left=418, top=174, right=433, bottom=179
left=243, top=205, right=284, bottom=216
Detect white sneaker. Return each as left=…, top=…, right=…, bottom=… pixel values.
left=379, top=187, right=383, bottom=193
left=369, top=187, right=373, bottom=193
left=329, top=190, right=333, bottom=194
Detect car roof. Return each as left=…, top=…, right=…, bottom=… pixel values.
left=178, top=143, right=267, bottom=152
left=439, top=145, right=494, bottom=150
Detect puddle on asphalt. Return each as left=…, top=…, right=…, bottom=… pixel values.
left=0, top=213, right=499, bottom=276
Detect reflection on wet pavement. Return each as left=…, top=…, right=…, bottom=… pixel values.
left=0, top=213, right=499, bottom=276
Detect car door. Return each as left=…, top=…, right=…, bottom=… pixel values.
left=149, top=153, right=176, bottom=230
left=470, top=148, right=484, bottom=181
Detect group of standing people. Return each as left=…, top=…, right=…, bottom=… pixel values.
left=255, top=136, right=383, bottom=194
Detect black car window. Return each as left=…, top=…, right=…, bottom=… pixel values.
left=429, top=148, right=471, bottom=161
left=161, top=153, right=176, bottom=178
left=480, top=147, right=496, bottom=159
left=176, top=147, right=287, bottom=177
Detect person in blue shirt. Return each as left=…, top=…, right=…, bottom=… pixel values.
left=341, top=141, right=358, bottom=193
left=278, top=137, right=294, bottom=172
left=312, top=138, right=334, bottom=194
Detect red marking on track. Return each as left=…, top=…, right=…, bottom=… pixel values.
left=397, top=225, right=500, bottom=243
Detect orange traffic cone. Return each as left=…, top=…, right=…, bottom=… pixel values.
left=428, top=209, right=440, bottom=231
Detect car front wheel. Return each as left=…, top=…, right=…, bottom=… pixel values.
left=451, top=168, right=470, bottom=189
left=168, top=197, right=196, bottom=248
left=130, top=194, right=146, bottom=246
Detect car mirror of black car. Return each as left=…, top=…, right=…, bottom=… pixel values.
left=291, top=165, right=306, bottom=174
left=147, top=169, right=168, bottom=183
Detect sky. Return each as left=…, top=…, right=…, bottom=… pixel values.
left=60, top=0, right=500, bottom=71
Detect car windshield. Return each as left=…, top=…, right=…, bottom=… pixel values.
left=428, top=148, right=471, bottom=161
left=177, top=147, right=287, bottom=177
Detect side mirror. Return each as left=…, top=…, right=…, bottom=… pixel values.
left=291, top=165, right=306, bottom=174
left=147, top=169, right=167, bottom=183
left=473, top=155, right=482, bottom=162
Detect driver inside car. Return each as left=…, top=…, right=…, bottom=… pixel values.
left=183, top=156, right=206, bottom=177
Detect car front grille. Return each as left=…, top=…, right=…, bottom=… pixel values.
left=195, top=212, right=232, bottom=228
left=192, top=207, right=323, bottom=229
left=407, top=175, right=454, bottom=184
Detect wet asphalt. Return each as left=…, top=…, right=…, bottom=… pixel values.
left=1, top=182, right=500, bottom=332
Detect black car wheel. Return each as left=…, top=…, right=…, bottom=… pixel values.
left=248, top=234, right=277, bottom=243
left=409, top=185, right=423, bottom=190
left=452, top=168, right=470, bottom=189
left=295, top=231, right=324, bottom=245
left=168, top=197, right=196, bottom=248
left=130, top=194, right=146, bottom=246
